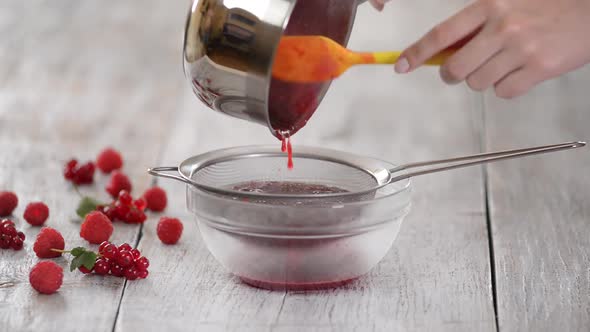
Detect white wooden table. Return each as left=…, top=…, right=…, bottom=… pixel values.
left=1, top=1, right=589, bottom=331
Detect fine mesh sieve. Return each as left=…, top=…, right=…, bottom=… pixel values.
left=149, top=141, right=585, bottom=201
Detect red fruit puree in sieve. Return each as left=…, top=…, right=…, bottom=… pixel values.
left=269, top=0, right=355, bottom=168
left=232, top=181, right=363, bottom=290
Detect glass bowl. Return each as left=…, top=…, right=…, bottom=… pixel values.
left=152, top=146, right=412, bottom=290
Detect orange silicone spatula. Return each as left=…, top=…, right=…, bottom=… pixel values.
left=272, top=35, right=454, bottom=83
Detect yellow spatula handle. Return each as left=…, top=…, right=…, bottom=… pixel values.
left=370, top=50, right=452, bottom=66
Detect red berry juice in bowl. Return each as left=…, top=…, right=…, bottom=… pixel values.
left=193, top=180, right=401, bottom=291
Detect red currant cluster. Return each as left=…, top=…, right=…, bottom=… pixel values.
left=63, top=159, right=96, bottom=185
left=0, top=219, right=25, bottom=250
left=79, top=241, right=149, bottom=280
left=96, top=190, right=147, bottom=224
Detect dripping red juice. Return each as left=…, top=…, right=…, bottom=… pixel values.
left=269, top=0, right=357, bottom=167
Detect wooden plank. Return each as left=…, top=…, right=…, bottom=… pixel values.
left=484, top=66, right=590, bottom=331
left=0, top=0, right=181, bottom=331
left=116, top=1, right=496, bottom=331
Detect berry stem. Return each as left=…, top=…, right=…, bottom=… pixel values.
left=73, top=185, right=83, bottom=198
left=50, top=248, right=102, bottom=257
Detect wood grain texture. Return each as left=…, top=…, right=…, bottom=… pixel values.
left=116, top=1, right=496, bottom=331
left=484, top=66, right=590, bottom=332
left=0, top=0, right=181, bottom=331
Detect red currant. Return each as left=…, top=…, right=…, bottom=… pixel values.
left=133, top=198, right=147, bottom=212
left=118, top=190, right=133, bottom=205
left=124, top=267, right=139, bottom=280
left=73, top=162, right=95, bottom=185
left=17, top=231, right=25, bottom=240
left=138, top=270, right=149, bottom=279
left=1, top=219, right=15, bottom=228
left=64, top=159, right=78, bottom=180
left=114, top=202, right=130, bottom=221
left=79, top=266, right=93, bottom=274
left=103, top=206, right=117, bottom=221
left=100, top=243, right=118, bottom=260
left=11, top=236, right=23, bottom=250
left=118, top=243, right=132, bottom=252
left=3, top=225, right=16, bottom=237
left=94, top=259, right=110, bottom=275
left=135, top=257, right=149, bottom=271
left=124, top=210, right=143, bottom=224
left=98, top=241, right=110, bottom=252
left=110, top=263, right=124, bottom=277
left=0, top=236, right=10, bottom=249
left=116, top=251, right=133, bottom=267
left=130, top=249, right=141, bottom=260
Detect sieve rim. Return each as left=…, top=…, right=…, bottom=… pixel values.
left=161, top=145, right=411, bottom=200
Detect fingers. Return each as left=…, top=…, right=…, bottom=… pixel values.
left=439, top=24, right=503, bottom=84
left=494, top=68, right=544, bottom=99
left=395, top=2, right=487, bottom=73
left=369, top=0, right=390, bottom=11
left=465, top=49, right=524, bottom=91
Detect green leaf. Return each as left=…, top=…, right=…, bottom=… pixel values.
left=69, top=251, right=97, bottom=271
left=70, top=247, right=86, bottom=257
left=80, top=251, right=98, bottom=270
left=70, top=255, right=84, bottom=272
left=76, top=197, right=103, bottom=219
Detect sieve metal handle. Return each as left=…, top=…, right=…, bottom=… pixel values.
left=147, top=167, right=192, bottom=185
left=388, top=141, right=586, bottom=183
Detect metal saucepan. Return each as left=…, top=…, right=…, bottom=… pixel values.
left=183, top=0, right=369, bottom=139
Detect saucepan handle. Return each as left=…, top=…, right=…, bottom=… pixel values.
left=147, top=167, right=192, bottom=185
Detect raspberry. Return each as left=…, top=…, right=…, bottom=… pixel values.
left=157, top=217, right=183, bottom=245
left=29, top=261, right=63, bottom=294
left=106, top=171, right=132, bottom=198
left=142, top=187, right=167, bottom=212
left=0, top=191, right=18, bottom=216
left=23, top=202, right=50, bottom=226
left=80, top=211, right=113, bottom=244
left=96, top=148, right=123, bottom=174
left=33, top=227, right=65, bottom=258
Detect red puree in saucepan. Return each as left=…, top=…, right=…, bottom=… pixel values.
left=233, top=181, right=358, bottom=290
left=269, top=0, right=355, bottom=169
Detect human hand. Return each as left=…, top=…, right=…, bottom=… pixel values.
left=394, top=0, right=590, bottom=98
left=369, top=0, right=391, bottom=11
